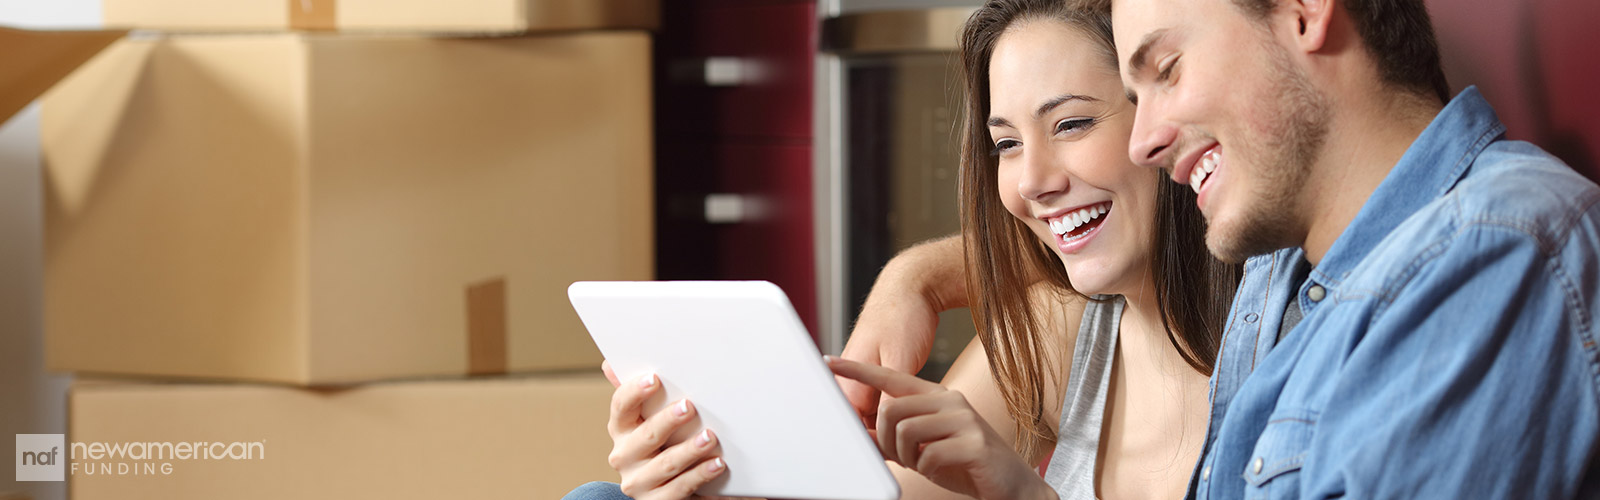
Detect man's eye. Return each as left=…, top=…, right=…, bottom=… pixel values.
left=1057, top=118, right=1097, bottom=134
left=1157, top=57, right=1179, bottom=82
left=990, top=139, right=1020, bottom=156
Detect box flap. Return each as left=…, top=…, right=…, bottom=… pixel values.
left=0, top=26, right=125, bottom=123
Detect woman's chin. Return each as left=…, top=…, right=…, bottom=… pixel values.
left=1061, top=261, right=1119, bottom=297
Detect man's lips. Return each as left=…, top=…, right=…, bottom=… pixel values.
left=1190, top=144, right=1222, bottom=195
left=1169, top=142, right=1221, bottom=187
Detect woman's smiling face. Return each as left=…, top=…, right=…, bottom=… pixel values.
left=987, top=19, right=1161, bottom=296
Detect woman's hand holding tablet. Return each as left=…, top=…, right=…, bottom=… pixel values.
left=605, top=369, right=729, bottom=499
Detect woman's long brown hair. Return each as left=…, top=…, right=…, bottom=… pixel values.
left=956, top=0, right=1243, bottom=461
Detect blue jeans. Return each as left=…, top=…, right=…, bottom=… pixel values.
left=561, top=482, right=632, bottom=500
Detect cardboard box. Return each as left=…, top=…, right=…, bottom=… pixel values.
left=68, top=374, right=620, bottom=499
left=102, top=0, right=658, bottom=33
left=42, top=32, right=653, bottom=385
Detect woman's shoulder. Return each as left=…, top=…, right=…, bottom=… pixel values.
left=1023, top=284, right=1098, bottom=432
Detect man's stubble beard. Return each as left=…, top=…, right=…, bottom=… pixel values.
left=1205, top=39, right=1332, bottom=264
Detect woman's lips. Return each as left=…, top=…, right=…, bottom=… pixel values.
left=1047, top=202, right=1111, bottom=254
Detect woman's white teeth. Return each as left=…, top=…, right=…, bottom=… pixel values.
left=1050, top=203, right=1109, bottom=236
left=1190, top=150, right=1220, bottom=194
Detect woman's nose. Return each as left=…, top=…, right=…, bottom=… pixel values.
left=1017, top=150, right=1070, bottom=202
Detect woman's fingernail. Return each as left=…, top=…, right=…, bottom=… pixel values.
left=822, top=355, right=835, bottom=363
left=638, top=373, right=656, bottom=388
left=696, top=429, right=713, bottom=447
left=708, top=457, right=726, bottom=472
left=675, top=399, right=690, bottom=416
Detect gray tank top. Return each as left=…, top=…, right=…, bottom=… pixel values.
left=1042, top=294, right=1123, bottom=500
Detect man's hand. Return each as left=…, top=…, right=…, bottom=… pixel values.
left=838, top=291, right=939, bottom=431
left=837, top=235, right=970, bottom=431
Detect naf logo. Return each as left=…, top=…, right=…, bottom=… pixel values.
left=16, top=434, right=66, bottom=482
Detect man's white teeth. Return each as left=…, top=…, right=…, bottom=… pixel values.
left=1190, top=149, right=1220, bottom=194
left=1049, top=203, right=1110, bottom=236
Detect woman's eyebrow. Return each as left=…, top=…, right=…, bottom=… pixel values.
left=989, top=93, right=1097, bottom=127
left=1035, top=94, right=1097, bottom=118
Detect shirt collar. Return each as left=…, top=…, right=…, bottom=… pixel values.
left=1310, top=86, right=1507, bottom=284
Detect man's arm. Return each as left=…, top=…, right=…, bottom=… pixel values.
left=837, top=234, right=970, bottom=425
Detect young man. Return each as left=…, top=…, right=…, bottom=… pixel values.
left=842, top=0, right=1600, bottom=497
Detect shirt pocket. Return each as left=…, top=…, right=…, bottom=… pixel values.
left=1242, top=409, right=1318, bottom=500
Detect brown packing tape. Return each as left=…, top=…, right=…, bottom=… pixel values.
left=524, top=0, right=661, bottom=31
left=0, top=27, right=124, bottom=124
left=466, top=278, right=509, bottom=375
left=288, top=0, right=336, bottom=30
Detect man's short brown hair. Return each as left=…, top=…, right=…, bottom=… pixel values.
left=1085, top=0, right=1453, bottom=104
left=1231, top=0, right=1451, bottom=103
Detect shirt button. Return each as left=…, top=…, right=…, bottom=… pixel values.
left=1244, top=313, right=1259, bottom=323
left=1307, top=285, right=1326, bottom=302
left=1202, top=465, right=1212, bottom=480
left=1252, top=457, right=1264, bottom=474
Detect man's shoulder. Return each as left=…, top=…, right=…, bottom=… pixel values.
left=1387, top=140, right=1599, bottom=258
left=1349, top=141, right=1600, bottom=298
left=1445, top=140, right=1600, bottom=249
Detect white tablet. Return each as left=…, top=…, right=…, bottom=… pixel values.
left=568, top=281, right=900, bottom=500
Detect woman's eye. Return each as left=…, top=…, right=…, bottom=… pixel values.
left=990, top=139, right=1021, bottom=156
left=1056, top=118, right=1097, bottom=134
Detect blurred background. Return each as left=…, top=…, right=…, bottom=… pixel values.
left=2, top=0, right=1596, bottom=499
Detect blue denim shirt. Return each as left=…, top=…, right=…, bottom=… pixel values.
left=1189, top=87, right=1600, bottom=500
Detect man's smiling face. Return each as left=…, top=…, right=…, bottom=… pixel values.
left=1112, top=0, right=1333, bottom=263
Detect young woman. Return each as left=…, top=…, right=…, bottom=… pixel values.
left=566, top=0, right=1240, bottom=498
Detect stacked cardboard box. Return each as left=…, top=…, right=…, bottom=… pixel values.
left=44, top=32, right=652, bottom=385
left=68, top=374, right=619, bottom=499
left=102, top=0, right=659, bottom=33
left=33, top=1, right=656, bottom=497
